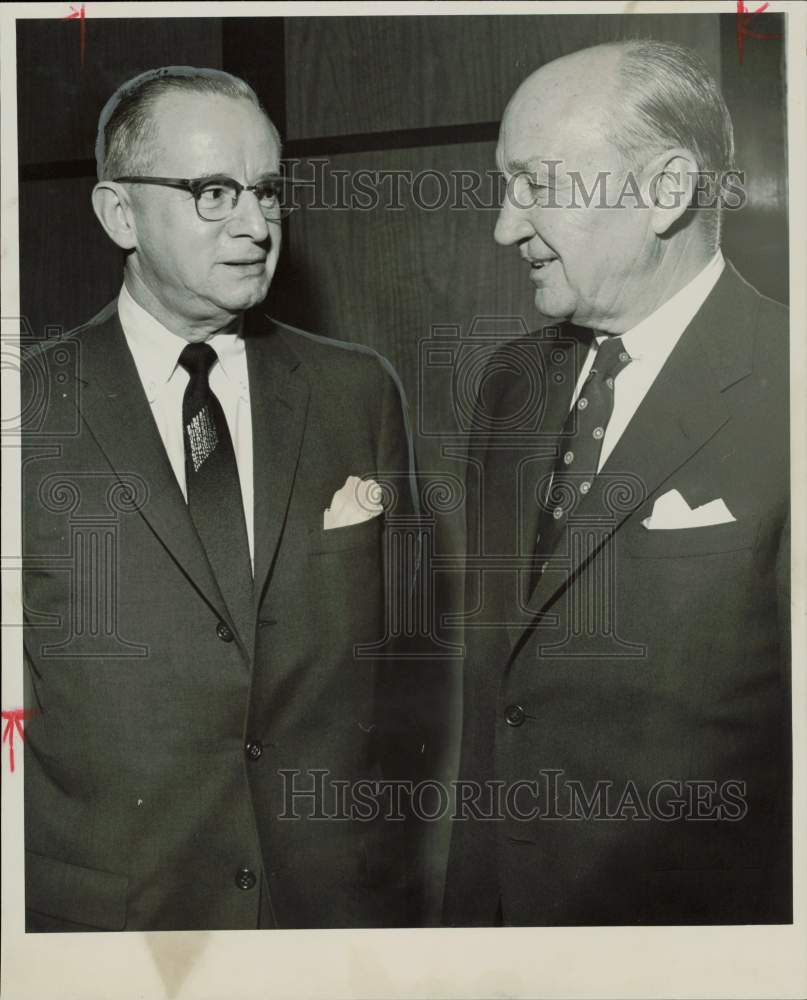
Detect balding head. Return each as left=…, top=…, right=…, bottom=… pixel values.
left=502, top=44, right=623, bottom=151
left=494, top=40, right=732, bottom=332
left=96, top=66, right=282, bottom=182
left=501, top=41, right=733, bottom=245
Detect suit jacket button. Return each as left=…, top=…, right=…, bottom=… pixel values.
left=245, top=740, right=263, bottom=761
left=505, top=704, right=526, bottom=727
left=216, top=621, right=234, bottom=643
left=235, top=868, right=257, bottom=890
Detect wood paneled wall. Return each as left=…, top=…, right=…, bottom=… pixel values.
left=15, top=11, right=788, bottom=923
left=283, top=14, right=722, bottom=137
left=16, top=18, right=224, bottom=335
left=719, top=12, right=788, bottom=305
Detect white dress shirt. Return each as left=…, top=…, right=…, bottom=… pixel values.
left=571, top=251, right=725, bottom=471
left=118, top=283, right=255, bottom=568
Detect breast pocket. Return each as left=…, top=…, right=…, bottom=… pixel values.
left=624, top=517, right=759, bottom=558
left=309, top=513, right=385, bottom=556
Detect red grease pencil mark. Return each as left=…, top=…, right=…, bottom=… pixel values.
left=736, top=1, right=783, bottom=65
left=2, top=709, right=35, bottom=773
left=63, top=4, right=87, bottom=69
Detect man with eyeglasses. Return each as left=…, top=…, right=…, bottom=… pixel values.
left=22, top=67, right=420, bottom=931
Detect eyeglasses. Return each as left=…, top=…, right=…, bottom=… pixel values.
left=113, top=174, right=293, bottom=222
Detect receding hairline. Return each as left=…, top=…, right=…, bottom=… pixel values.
left=499, top=50, right=623, bottom=174
left=142, top=88, right=280, bottom=145
left=95, top=66, right=282, bottom=181
left=506, top=44, right=624, bottom=115
left=500, top=40, right=727, bottom=169
left=126, top=92, right=281, bottom=185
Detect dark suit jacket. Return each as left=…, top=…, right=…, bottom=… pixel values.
left=22, top=302, right=421, bottom=931
left=443, top=262, right=791, bottom=926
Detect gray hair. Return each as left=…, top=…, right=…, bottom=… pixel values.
left=606, top=40, right=735, bottom=248
left=95, top=66, right=282, bottom=181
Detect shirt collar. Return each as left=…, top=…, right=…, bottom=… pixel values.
left=206, top=325, right=249, bottom=400
left=118, top=283, right=248, bottom=402
left=596, top=250, right=725, bottom=361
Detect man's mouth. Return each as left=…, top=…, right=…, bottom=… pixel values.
left=223, top=259, right=268, bottom=276
left=526, top=256, right=557, bottom=270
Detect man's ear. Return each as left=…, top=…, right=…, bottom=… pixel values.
left=644, top=148, right=700, bottom=236
left=91, top=181, right=138, bottom=251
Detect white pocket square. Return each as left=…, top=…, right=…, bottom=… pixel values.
left=642, top=489, right=736, bottom=530
left=323, top=476, right=383, bottom=530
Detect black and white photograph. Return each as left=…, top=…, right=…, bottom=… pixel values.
left=1, top=2, right=805, bottom=998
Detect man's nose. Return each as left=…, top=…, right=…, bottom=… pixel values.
left=228, top=189, right=271, bottom=241
left=494, top=193, right=535, bottom=246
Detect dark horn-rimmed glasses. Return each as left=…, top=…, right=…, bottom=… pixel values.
left=113, top=174, right=294, bottom=222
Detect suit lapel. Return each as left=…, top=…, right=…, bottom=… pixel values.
left=245, top=315, right=310, bottom=608
left=74, top=308, right=233, bottom=627
left=507, top=261, right=756, bottom=654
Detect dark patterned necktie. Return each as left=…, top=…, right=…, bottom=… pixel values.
left=533, top=335, right=633, bottom=575
left=179, top=342, right=253, bottom=641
